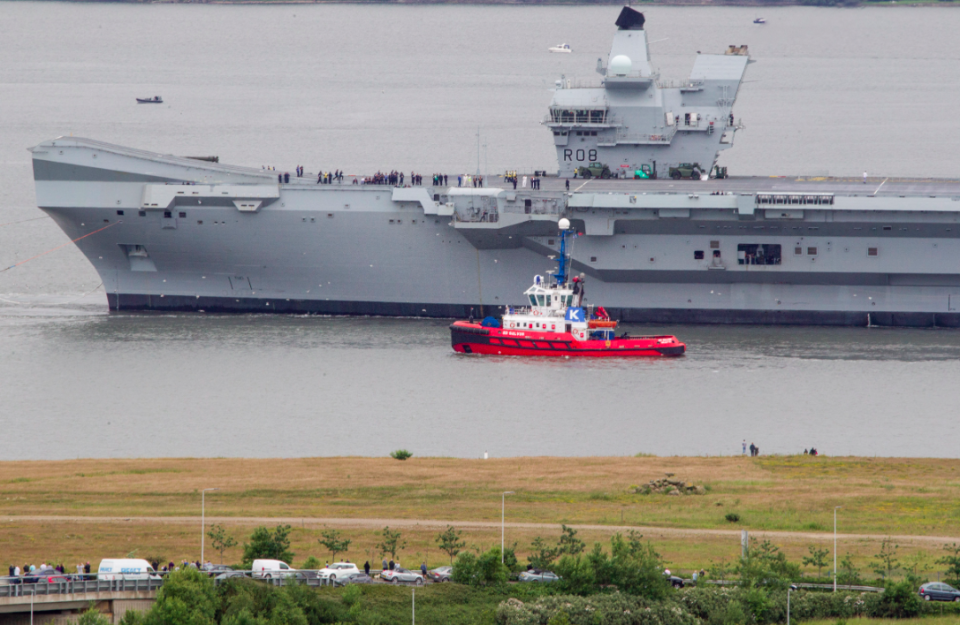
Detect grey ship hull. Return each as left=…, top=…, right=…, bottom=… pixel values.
left=30, top=137, right=960, bottom=328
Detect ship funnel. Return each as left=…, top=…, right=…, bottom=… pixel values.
left=615, top=7, right=645, bottom=30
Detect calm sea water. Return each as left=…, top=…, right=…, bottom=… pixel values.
left=1, top=2, right=959, bottom=459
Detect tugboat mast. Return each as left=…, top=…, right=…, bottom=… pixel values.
left=554, top=218, right=572, bottom=287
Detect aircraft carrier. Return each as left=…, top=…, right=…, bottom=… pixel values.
left=29, top=7, right=960, bottom=327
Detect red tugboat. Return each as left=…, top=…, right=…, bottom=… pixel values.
left=450, top=219, right=685, bottom=358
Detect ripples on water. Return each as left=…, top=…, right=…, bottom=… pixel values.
left=2, top=3, right=960, bottom=459
left=1, top=307, right=958, bottom=459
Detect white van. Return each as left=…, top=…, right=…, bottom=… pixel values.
left=97, top=559, right=161, bottom=580
left=251, top=559, right=295, bottom=579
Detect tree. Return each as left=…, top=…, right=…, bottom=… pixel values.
left=529, top=536, right=558, bottom=571
left=207, top=524, right=237, bottom=564
left=451, top=547, right=509, bottom=587
left=872, top=538, right=899, bottom=581
left=318, top=529, right=351, bottom=562
left=737, top=539, right=800, bottom=590
left=376, top=526, right=406, bottom=560
left=837, top=554, right=862, bottom=586
left=552, top=531, right=670, bottom=599
left=802, top=545, right=830, bottom=578
left=436, top=526, right=466, bottom=564
left=144, top=568, right=217, bottom=625
left=242, top=525, right=294, bottom=567
left=558, top=524, right=585, bottom=556
left=936, top=543, right=960, bottom=585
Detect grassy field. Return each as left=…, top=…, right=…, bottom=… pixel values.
left=1, top=455, right=959, bottom=576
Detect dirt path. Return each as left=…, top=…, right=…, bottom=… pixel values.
left=8, top=515, right=959, bottom=545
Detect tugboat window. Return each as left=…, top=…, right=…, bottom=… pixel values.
left=737, top=243, right=781, bottom=265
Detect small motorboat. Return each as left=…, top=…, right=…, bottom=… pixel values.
left=136, top=96, right=163, bottom=104
left=450, top=219, right=686, bottom=358
left=753, top=18, right=766, bottom=24
left=549, top=43, right=572, bottom=53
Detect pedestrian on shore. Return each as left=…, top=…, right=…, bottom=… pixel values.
left=388, top=559, right=395, bottom=571
left=421, top=562, right=427, bottom=576
left=364, top=561, right=370, bottom=576
left=863, top=171, right=867, bottom=184
left=742, top=440, right=746, bottom=455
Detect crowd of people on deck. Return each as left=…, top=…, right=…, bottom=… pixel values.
left=259, top=167, right=563, bottom=190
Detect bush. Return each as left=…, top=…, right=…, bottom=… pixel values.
left=78, top=607, right=112, bottom=625
left=677, top=586, right=868, bottom=624
left=452, top=547, right=509, bottom=587
left=737, top=540, right=801, bottom=590
left=867, top=580, right=921, bottom=618
left=342, top=583, right=362, bottom=607
left=724, top=512, right=740, bottom=523
left=495, top=594, right=700, bottom=625
left=390, top=449, right=412, bottom=461
left=301, top=556, right=321, bottom=570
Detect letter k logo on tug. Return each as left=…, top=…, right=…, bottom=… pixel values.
left=565, top=307, right=585, bottom=322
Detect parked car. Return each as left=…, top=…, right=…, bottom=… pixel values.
left=380, top=567, right=424, bottom=585
left=318, top=562, right=359, bottom=581
left=919, top=582, right=960, bottom=602
left=334, top=572, right=374, bottom=586
left=32, top=568, right=73, bottom=584
left=202, top=564, right=233, bottom=577
left=427, top=566, right=453, bottom=583
left=251, top=559, right=295, bottom=579
left=518, top=569, right=560, bottom=583
left=215, top=571, right=250, bottom=581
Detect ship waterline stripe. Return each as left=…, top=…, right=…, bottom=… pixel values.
left=107, top=293, right=960, bottom=328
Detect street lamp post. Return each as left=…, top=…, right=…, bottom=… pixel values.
left=787, top=585, right=797, bottom=625
left=501, top=491, right=515, bottom=563
left=834, top=506, right=842, bottom=592
left=201, top=488, right=219, bottom=565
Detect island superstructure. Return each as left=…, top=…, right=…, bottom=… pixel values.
left=29, top=7, right=960, bottom=327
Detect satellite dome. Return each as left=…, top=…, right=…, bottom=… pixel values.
left=558, top=218, right=571, bottom=230
left=609, top=55, right=632, bottom=76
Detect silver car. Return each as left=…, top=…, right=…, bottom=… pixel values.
left=380, top=567, right=424, bottom=585
left=518, top=569, right=559, bottom=582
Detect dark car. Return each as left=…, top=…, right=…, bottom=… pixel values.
left=334, top=572, right=374, bottom=586
left=919, top=582, right=960, bottom=602
left=202, top=564, right=233, bottom=577
left=427, top=566, right=452, bottom=583
left=215, top=571, right=251, bottom=581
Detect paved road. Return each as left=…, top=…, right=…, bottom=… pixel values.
left=7, top=516, right=958, bottom=545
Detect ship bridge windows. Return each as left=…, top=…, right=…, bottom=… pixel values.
left=737, top=243, right=781, bottom=266
left=756, top=193, right=834, bottom=206
left=550, top=108, right=607, bottom=124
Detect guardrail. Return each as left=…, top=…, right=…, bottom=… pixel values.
left=0, top=576, right=163, bottom=598
left=0, top=571, right=369, bottom=598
